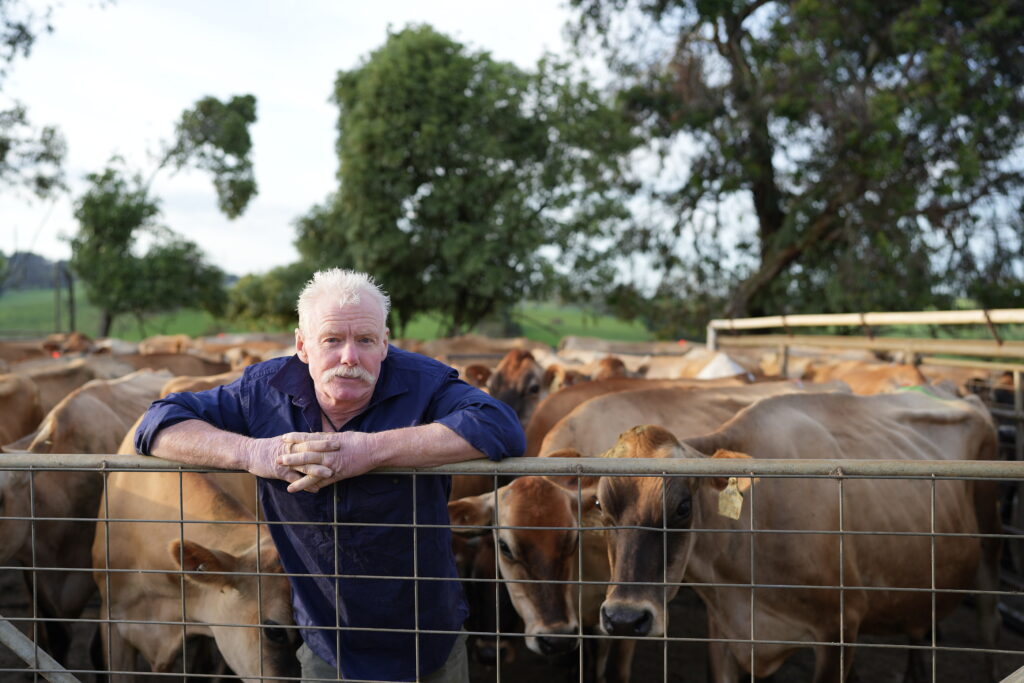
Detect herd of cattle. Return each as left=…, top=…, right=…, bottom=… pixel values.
left=0, top=330, right=1018, bottom=681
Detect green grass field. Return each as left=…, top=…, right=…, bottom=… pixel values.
left=0, top=287, right=655, bottom=345
left=4, top=286, right=1019, bottom=348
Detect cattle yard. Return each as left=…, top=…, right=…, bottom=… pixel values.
left=1, top=310, right=1024, bottom=682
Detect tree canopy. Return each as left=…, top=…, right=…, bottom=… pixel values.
left=69, top=162, right=226, bottom=336
left=68, top=94, right=259, bottom=336
left=165, top=94, right=258, bottom=219
left=295, top=24, right=635, bottom=336
left=227, top=261, right=314, bottom=331
left=0, top=0, right=65, bottom=198
left=570, top=0, right=1024, bottom=334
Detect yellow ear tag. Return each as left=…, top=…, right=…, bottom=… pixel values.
left=718, top=477, right=744, bottom=520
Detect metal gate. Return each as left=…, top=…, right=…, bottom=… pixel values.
left=1, top=454, right=1023, bottom=682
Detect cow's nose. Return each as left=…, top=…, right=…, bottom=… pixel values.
left=536, top=632, right=579, bottom=655
left=601, top=603, right=653, bottom=637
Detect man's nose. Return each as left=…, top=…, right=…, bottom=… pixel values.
left=339, top=340, right=359, bottom=364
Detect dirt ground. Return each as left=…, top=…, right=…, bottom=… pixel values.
left=1, top=568, right=1022, bottom=682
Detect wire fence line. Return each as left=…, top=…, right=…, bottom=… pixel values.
left=0, top=454, right=1022, bottom=681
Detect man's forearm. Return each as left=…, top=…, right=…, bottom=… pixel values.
left=150, top=419, right=253, bottom=470
left=366, top=422, right=485, bottom=469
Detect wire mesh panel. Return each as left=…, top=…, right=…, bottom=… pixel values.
left=1, top=455, right=1024, bottom=682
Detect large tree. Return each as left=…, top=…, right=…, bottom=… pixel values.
left=296, top=25, right=635, bottom=336
left=69, top=163, right=226, bottom=336
left=571, top=0, right=1024, bottom=327
left=69, top=95, right=258, bottom=336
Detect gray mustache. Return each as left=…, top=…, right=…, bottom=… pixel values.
left=321, top=365, right=374, bottom=384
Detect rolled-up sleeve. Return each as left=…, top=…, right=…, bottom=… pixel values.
left=429, top=375, right=525, bottom=461
left=134, top=380, right=249, bottom=455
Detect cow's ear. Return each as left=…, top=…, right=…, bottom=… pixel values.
left=706, top=449, right=757, bottom=493
left=542, top=448, right=601, bottom=492
left=448, top=490, right=496, bottom=536
left=169, top=539, right=238, bottom=586
left=542, top=365, right=559, bottom=391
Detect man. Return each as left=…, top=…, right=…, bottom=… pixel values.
left=134, top=268, right=525, bottom=682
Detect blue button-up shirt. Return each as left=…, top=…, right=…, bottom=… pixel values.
left=135, top=347, right=525, bottom=682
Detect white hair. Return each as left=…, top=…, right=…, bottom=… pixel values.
left=296, top=268, right=391, bottom=336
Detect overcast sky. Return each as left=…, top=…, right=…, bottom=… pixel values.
left=1, top=0, right=575, bottom=277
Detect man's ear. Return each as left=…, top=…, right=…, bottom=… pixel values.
left=295, top=328, right=309, bottom=363
left=382, top=327, right=390, bottom=357
left=705, top=449, right=758, bottom=492
left=448, top=489, right=497, bottom=535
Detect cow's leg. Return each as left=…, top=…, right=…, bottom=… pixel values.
left=605, top=637, right=635, bottom=683
left=971, top=479, right=1003, bottom=683
left=975, top=528, right=1002, bottom=683
left=21, top=570, right=72, bottom=665
left=902, top=629, right=928, bottom=683
left=98, top=602, right=142, bottom=683
left=706, top=617, right=742, bottom=683
left=811, top=642, right=855, bottom=683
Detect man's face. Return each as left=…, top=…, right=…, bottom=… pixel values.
left=296, top=295, right=389, bottom=410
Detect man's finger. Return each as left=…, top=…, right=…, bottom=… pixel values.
left=281, top=431, right=325, bottom=442
left=281, top=436, right=336, bottom=452
left=282, top=432, right=335, bottom=443
left=278, top=451, right=324, bottom=467
left=294, top=464, right=332, bottom=478
left=287, top=473, right=323, bottom=494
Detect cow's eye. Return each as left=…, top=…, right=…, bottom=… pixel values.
left=263, top=619, right=290, bottom=644
left=498, top=538, right=514, bottom=559
left=676, top=495, right=693, bottom=521
left=593, top=498, right=601, bottom=510
left=528, top=383, right=540, bottom=394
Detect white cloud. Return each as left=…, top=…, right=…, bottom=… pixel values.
left=2, top=0, right=573, bottom=276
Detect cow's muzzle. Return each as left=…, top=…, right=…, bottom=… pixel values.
left=600, top=603, right=654, bottom=637
left=472, top=637, right=516, bottom=666
left=535, top=630, right=579, bottom=656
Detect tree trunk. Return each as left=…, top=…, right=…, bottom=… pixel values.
left=99, top=310, right=114, bottom=338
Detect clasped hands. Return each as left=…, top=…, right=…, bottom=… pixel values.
left=270, top=431, right=376, bottom=494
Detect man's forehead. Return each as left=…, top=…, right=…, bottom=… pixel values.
left=311, top=297, right=386, bottom=330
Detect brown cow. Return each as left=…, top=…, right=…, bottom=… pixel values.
left=93, top=438, right=300, bottom=680
left=597, top=391, right=1001, bottom=682
left=802, top=360, right=928, bottom=395
left=449, top=382, right=824, bottom=681
left=536, top=381, right=840, bottom=459
left=0, top=369, right=171, bottom=664
left=450, top=466, right=632, bottom=683
left=487, top=349, right=549, bottom=428
left=0, top=373, right=43, bottom=446
left=137, top=333, right=193, bottom=354
left=524, top=377, right=749, bottom=458
left=118, top=352, right=231, bottom=377
left=160, top=370, right=243, bottom=399
left=0, top=339, right=49, bottom=365
left=10, top=355, right=137, bottom=414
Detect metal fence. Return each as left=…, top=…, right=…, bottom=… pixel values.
left=1, top=454, right=1023, bottom=682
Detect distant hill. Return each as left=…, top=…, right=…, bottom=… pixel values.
left=2, top=251, right=66, bottom=290
left=1, top=251, right=239, bottom=293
